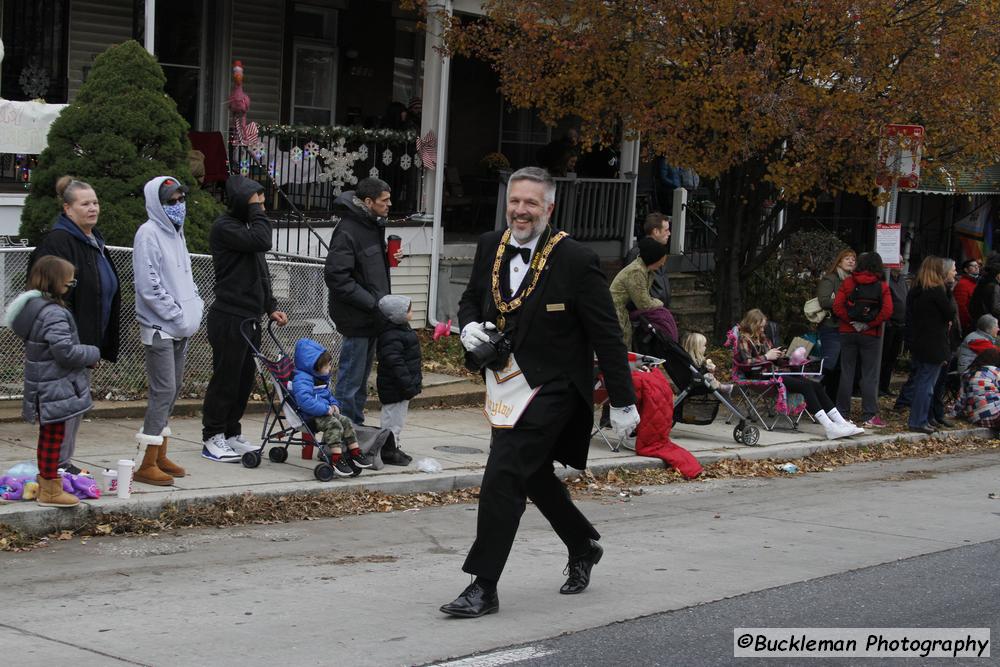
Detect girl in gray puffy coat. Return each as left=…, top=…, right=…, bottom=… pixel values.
left=3, top=256, right=100, bottom=508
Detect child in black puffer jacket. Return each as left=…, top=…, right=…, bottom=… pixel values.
left=376, top=295, right=422, bottom=448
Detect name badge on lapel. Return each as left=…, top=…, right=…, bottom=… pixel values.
left=546, top=303, right=566, bottom=312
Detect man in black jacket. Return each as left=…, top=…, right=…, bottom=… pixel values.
left=324, top=177, right=399, bottom=425
left=624, top=212, right=672, bottom=307
left=440, top=167, right=640, bottom=618
left=200, top=175, right=287, bottom=462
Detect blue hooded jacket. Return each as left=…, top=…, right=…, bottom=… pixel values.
left=291, top=338, right=340, bottom=418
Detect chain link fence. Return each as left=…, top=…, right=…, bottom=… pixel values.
left=0, top=246, right=342, bottom=401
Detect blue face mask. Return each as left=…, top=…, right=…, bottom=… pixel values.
left=163, top=201, right=186, bottom=225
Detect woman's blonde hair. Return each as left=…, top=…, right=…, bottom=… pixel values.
left=55, top=175, right=94, bottom=204
left=27, top=255, right=75, bottom=306
left=915, top=256, right=948, bottom=290
left=825, top=248, right=856, bottom=275
left=738, top=308, right=767, bottom=341
left=681, top=332, right=708, bottom=364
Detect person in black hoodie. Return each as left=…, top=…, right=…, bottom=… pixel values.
left=375, top=294, right=422, bottom=450
left=29, top=176, right=122, bottom=475
left=324, top=177, right=399, bottom=425
left=200, top=175, right=288, bottom=462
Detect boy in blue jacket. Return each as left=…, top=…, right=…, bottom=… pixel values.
left=292, top=338, right=373, bottom=477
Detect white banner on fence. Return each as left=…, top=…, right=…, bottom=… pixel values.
left=0, top=100, right=67, bottom=154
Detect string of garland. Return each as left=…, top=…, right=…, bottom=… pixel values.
left=259, top=124, right=417, bottom=145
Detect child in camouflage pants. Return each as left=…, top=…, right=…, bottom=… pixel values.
left=291, top=338, right=373, bottom=477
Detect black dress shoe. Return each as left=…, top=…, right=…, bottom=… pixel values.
left=560, top=540, right=604, bottom=595
left=911, top=424, right=936, bottom=435
left=934, top=418, right=954, bottom=428
left=439, top=582, right=499, bottom=618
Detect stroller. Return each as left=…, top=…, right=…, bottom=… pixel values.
left=240, top=318, right=391, bottom=481
left=633, top=316, right=761, bottom=445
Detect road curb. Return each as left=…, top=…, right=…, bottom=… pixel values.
left=1, top=427, right=991, bottom=538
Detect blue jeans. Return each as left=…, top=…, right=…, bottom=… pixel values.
left=335, top=336, right=376, bottom=425
left=908, top=360, right=942, bottom=428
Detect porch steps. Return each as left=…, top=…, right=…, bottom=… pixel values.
left=669, top=273, right=715, bottom=336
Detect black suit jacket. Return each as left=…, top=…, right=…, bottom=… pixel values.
left=459, top=229, right=635, bottom=467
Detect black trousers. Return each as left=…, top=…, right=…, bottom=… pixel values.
left=781, top=376, right=834, bottom=414
left=463, top=380, right=600, bottom=582
left=880, top=323, right=905, bottom=392
left=202, top=310, right=260, bottom=441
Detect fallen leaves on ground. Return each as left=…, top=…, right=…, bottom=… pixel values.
left=1, top=436, right=996, bottom=552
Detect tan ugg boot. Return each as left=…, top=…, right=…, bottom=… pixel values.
left=157, top=427, right=186, bottom=478
left=133, top=433, right=174, bottom=486
left=37, top=476, right=80, bottom=508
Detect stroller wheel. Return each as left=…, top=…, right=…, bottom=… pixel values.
left=732, top=426, right=743, bottom=443
left=741, top=425, right=761, bottom=446
left=268, top=447, right=289, bottom=463
left=314, top=463, right=335, bottom=482
left=241, top=451, right=262, bottom=468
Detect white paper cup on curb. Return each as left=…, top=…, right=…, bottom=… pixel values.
left=100, top=469, right=118, bottom=495
left=116, top=459, right=134, bottom=499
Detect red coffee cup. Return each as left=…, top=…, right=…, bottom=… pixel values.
left=387, top=235, right=402, bottom=267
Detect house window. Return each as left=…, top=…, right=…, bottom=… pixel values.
left=154, top=0, right=206, bottom=128
left=291, top=4, right=338, bottom=125
left=1, top=0, right=69, bottom=102
left=500, top=106, right=552, bottom=169
left=392, top=20, right=424, bottom=108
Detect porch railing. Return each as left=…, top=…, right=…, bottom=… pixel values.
left=494, top=171, right=637, bottom=255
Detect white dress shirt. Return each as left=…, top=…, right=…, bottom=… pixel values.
left=508, top=234, right=542, bottom=295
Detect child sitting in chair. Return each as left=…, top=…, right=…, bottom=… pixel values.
left=292, top=338, right=374, bottom=477
left=681, top=332, right=732, bottom=394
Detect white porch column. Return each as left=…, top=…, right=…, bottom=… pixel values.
left=144, top=0, right=156, bottom=54
left=620, top=135, right=641, bottom=252
left=423, top=0, right=453, bottom=327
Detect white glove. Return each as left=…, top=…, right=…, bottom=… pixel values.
left=460, top=321, right=496, bottom=352
left=609, top=404, right=640, bottom=437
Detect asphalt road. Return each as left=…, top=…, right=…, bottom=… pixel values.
left=2, top=450, right=999, bottom=666
left=434, top=539, right=999, bottom=667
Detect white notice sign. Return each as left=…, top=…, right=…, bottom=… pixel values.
left=876, top=224, right=902, bottom=268
left=0, top=100, right=67, bottom=154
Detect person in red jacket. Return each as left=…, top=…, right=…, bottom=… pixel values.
left=953, top=259, right=980, bottom=332
left=833, top=252, right=893, bottom=427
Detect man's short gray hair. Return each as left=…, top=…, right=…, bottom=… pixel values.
left=978, top=313, right=999, bottom=333
left=508, top=166, right=556, bottom=204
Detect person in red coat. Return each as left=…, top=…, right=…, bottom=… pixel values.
left=953, top=259, right=980, bottom=332
left=833, top=252, right=893, bottom=427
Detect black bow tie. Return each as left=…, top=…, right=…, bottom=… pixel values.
left=504, top=244, right=531, bottom=264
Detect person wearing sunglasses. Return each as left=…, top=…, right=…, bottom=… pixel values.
left=131, top=176, right=205, bottom=485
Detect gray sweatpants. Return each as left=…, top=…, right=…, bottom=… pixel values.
left=58, top=413, right=84, bottom=468
left=142, top=333, right=190, bottom=436
left=380, top=400, right=410, bottom=448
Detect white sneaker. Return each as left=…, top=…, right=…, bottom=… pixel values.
left=202, top=434, right=240, bottom=462
left=822, top=421, right=858, bottom=440
left=226, top=434, right=258, bottom=455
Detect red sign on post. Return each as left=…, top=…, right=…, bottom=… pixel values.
left=876, top=224, right=902, bottom=268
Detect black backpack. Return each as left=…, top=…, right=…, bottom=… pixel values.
left=846, top=280, right=883, bottom=322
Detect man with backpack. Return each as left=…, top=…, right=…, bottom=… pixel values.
left=832, top=252, right=893, bottom=427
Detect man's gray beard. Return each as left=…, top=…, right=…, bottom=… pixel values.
left=507, top=216, right=548, bottom=243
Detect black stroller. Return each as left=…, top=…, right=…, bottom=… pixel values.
left=633, top=316, right=761, bottom=445
left=240, top=318, right=392, bottom=481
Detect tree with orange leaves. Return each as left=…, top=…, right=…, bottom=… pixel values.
left=428, top=0, right=1000, bottom=333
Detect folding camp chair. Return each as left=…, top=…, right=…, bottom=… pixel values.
left=592, top=351, right=665, bottom=452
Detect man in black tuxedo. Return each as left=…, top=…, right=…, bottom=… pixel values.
left=440, top=167, right=640, bottom=618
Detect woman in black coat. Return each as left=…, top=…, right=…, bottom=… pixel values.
left=906, top=256, right=957, bottom=433
left=29, top=176, right=122, bottom=362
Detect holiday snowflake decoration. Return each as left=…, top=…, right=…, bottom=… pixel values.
left=318, top=137, right=360, bottom=194
left=304, top=141, right=320, bottom=154
left=251, top=140, right=266, bottom=159
left=290, top=146, right=303, bottom=163
left=400, top=154, right=411, bottom=170
left=19, top=62, right=50, bottom=99
left=414, top=152, right=422, bottom=169
left=369, top=166, right=380, bottom=178
left=382, top=148, right=393, bottom=166
left=357, top=144, right=369, bottom=161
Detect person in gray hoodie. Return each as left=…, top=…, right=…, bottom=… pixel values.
left=4, top=255, right=100, bottom=508
left=131, top=176, right=205, bottom=486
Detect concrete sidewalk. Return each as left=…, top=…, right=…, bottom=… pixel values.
left=0, top=396, right=989, bottom=536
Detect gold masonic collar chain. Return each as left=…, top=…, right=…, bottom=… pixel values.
left=490, top=227, right=567, bottom=331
